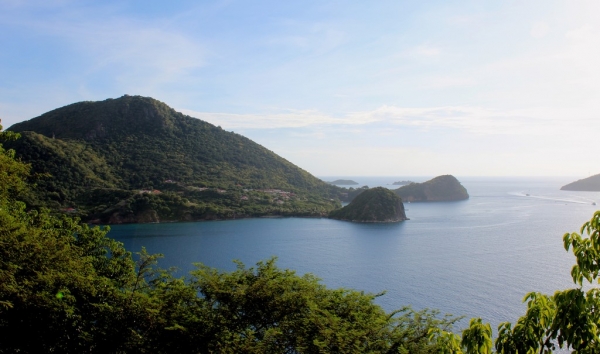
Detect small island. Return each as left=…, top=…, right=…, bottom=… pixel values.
left=327, top=179, right=359, bottom=185
left=392, top=180, right=414, bottom=186
left=329, top=187, right=407, bottom=222
left=560, top=174, right=600, bottom=191
left=394, top=175, right=468, bottom=202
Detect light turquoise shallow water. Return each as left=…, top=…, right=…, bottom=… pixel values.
left=108, top=177, right=599, bottom=331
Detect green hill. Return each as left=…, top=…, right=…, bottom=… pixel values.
left=7, top=95, right=341, bottom=223
left=560, top=174, right=600, bottom=191
left=394, top=175, right=468, bottom=202
left=329, top=187, right=407, bottom=222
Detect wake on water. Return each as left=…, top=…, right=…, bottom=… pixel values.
left=509, top=192, right=595, bottom=205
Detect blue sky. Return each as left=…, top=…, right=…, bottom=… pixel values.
left=1, top=0, right=599, bottom=176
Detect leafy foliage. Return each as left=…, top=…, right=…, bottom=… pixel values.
left=461, top=318, right=492, bottom=354
left=484, top=212, right=600, bottom=353
left=437, top=211, right=600, bottom=354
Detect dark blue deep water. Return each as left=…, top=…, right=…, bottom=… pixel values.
left=108, top=177, right=599, bottom=331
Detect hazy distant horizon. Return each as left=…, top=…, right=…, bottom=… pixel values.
left=317, top=175, right=590, bottom=181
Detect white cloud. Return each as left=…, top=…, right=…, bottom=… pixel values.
left=180, top=104, right=594, bottom=138
left=179, top=109, right=350, bottom=129
left=280, top=146, right=441, bottom=176
left=2, top=5, right=206, bottom=90
left=565, top=24, right=593, bottom=41
left=75, top=24, right=205, bottom=90
left=530, top=22, right=549, bottom=38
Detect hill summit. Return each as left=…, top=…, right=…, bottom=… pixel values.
left=7, top=95, right=340, bottom=223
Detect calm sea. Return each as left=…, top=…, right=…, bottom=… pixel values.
left=108, top=176, right=599, bottom=331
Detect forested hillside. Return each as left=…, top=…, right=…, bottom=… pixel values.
left=7, top=95, right=341, bottom=222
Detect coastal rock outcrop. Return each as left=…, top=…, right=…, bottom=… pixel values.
left=329, top=187, right=407, bottom=222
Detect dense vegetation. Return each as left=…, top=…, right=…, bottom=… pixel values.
left=3, top=124, right=600, bottom=352
left=7, top=95, right=342, bottom=223
left=394, top=175, right=469, bottom=202
left=329, top=187, right=407, bottom=222
left=561, top=173, right=600, bottom=191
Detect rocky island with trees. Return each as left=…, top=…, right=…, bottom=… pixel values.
left=394, top=175, right=469, bottom=202
left=329, top=187, right=407, bottom=222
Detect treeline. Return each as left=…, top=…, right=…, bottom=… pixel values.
left=2, top=125, right=600, bottom=352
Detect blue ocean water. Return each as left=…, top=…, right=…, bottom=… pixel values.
left=108, top=177, right=599, bottom=331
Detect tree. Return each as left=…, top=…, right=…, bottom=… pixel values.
left=443, top=211, right=600, bottom=354
left=488, top=211, right=600, bottom=353
left=0, top=124, right=145, bottom=353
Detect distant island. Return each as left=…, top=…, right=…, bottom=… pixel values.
left=394, top=175, right=469, bottom=202
left=328, top=179, right=359, bottom=185
left=560, top=174, right=600, bottom=192
left=392, top=180, right=414, bottom=186
left=329, top=187, right=407, bottom=222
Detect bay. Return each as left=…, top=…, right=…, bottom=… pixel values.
left=108, top=176, right=599, bottom=330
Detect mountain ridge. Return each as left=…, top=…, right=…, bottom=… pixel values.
left=7, top=95, right=341, bottom=223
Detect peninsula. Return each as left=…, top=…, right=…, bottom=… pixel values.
left=329, top=187, right=407, bottom=222
left=7, top=95, right=342, bottom=223
left=560, top=174, right=600, bottom=191
left=394, top=175, right=469, bottom=202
